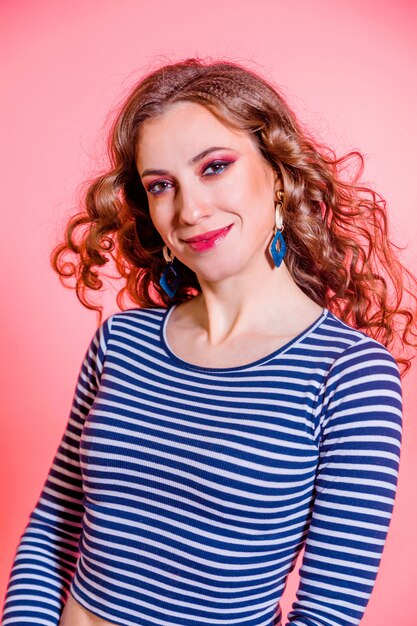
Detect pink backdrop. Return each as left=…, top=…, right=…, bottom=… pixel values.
left=1, top=0, right=416, bottom=623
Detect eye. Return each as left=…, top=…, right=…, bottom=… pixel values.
left=146, top=159, right=232, bottom=195
left=202, top=160, right=232, bottom=176
left=147, top=180, right=173, bottom=196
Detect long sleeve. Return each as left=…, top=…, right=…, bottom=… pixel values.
left=285, top=338, right=403, bottom=626
left=2, top=317, right=112, bottom=626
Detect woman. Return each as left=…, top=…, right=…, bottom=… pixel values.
left=2, top=57, right=415, bottom=626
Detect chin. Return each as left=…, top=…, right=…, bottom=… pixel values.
left=193, top=261, right=246, bottom=284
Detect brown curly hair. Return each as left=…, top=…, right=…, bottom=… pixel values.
left=51, top=56, right=417, bottom=375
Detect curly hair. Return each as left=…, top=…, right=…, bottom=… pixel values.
left=51, top=56, right=417, bottom=375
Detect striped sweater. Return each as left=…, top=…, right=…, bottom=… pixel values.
left=2, top=305, right=403, bottom=626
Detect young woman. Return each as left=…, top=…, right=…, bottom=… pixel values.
left=2, top=57, right=415, bottom=626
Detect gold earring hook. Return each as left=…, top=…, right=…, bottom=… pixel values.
left=276, top=189, right=284, bottom=204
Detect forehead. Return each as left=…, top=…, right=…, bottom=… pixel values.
left=136, top=101, right=257, bottom=165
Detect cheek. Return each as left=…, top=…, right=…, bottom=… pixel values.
left=148, top=208, right=175, bottom=248
left=148, top=204, right=165, bottom=228
left=147, top=210, right=165, bottom=239
left=231, top=163, right=273, bottom=206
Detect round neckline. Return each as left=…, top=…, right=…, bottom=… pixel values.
left=160, top=304, right=329, bottom=373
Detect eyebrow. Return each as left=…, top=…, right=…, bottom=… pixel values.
left=140, top=146, right=231, bottom=178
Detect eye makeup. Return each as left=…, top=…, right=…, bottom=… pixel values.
left=147, top=180, right=173, bottom=195
left=200, top=157, right=236, bottom=177
left=145, top=156, right=237, bottom=196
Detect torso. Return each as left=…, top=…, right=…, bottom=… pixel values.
left=60, top=594, right=116, bottom=626
left=60, top=296, right=324, bottom=626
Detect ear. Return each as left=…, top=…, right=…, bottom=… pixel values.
left=274, top=180, right=283, bottom=197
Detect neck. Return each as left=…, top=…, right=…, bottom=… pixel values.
left=189, top=256, right=316, bottom=347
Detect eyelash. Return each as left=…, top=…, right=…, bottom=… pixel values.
left=146, top=160, right=232, bottom=196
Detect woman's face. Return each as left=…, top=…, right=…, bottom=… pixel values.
left=136, top=101, right=280, bottom=284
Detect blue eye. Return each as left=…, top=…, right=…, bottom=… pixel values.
left=202, top=160, right=231, bottom=176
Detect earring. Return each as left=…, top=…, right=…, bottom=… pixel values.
left=159, top=245, right=181, bottom=298
left=269, top=190, right=287, bottom=268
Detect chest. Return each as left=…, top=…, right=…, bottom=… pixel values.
left=79, top=355, right=320, bottom=527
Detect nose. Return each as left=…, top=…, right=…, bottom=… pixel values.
left=175, top=183, right=212, bottom=225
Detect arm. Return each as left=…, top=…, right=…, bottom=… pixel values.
left=2, top=317, right=113, bottom=626
left=285, top=338, right=403, bottom=626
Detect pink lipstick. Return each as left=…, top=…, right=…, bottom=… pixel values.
left=184, top=224, right=233, bottom=252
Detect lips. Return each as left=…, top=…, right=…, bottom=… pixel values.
left=184, top=225, right=232, bottom=243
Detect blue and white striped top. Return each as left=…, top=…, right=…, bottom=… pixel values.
left=2, top=305, right=403, bottom=626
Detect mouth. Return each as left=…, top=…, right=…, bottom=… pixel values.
left=184, top=224, right=233, bottom=243
left=183, top=224, right=234, bottom=253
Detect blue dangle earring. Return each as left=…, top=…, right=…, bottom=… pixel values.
left=269, top=189, right=287, bottom=267
left=159, top=245, right=181, bottom=298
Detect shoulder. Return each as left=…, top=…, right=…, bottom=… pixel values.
left=319, top=320, right=402, bottom=424
left=302, top=309, right=400, bottom=390
left=83, top=307, right=169, bottom=375
left=314, top=315, right=402, bottom=446
left=106, top=306, right=167, bottom=328
left=329, top=310, right=397, bottom=360
left=93, top=306, right=168, bottom=351
left=321, top=310, right=400, bottom=370
left=314, top=311, right=402, bottom=416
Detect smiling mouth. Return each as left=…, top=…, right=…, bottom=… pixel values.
left=183, top=224, right=233, bottom=252
left=184, top=224, right=233, bottom=243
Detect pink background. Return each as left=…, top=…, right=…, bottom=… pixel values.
left=1, top=0, right=416, bottom=623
